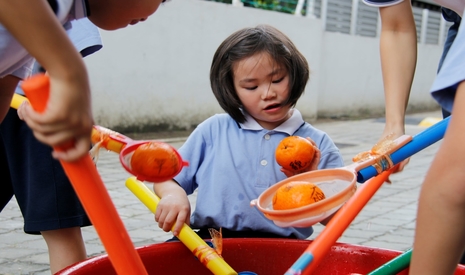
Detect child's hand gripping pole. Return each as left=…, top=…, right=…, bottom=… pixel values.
left=20, top=74, right=148, bottom=275
left=125, top=177, right=238, bottom=275
left=357, top=116, right=450, bottom=183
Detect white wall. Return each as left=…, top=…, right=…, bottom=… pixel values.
left=84, top=0, right=442, bottom=131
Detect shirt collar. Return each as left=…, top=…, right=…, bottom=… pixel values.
left=239, top=109, right=305, bottom=135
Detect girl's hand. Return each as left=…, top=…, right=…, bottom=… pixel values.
left=155, top=192, right=191, bottom=237
left=281, top=137, right=320, bottom=177
left=386, top=159, right=410, bottom=183
left=377, top=131, right=410, bottom=183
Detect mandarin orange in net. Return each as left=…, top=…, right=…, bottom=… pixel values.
left=130, top=141, right=181, bottom=181
left=275, top=136, right=315, bottom=172
left=272, top=181, right=325, bottom=210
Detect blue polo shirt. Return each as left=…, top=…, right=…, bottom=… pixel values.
left=174, top=109, right=344, bottom=239
left=431, top=11, right=465, bottom=113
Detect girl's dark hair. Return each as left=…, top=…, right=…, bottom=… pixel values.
left=210, top=24, right=310, bottom=123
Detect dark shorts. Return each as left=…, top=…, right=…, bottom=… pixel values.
left=0, top=108, right=91, bottom=234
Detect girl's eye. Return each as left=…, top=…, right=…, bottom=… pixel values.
left=272, top=77, right=284, bottom=84
left=245, top=86, right=258, bottom=90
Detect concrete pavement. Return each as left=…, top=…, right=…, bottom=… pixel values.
left=0, top=110, right=444, bottom=274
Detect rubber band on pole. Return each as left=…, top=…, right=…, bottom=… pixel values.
left=373, top=154, right=394, bottom=174
left=193, top=245, right=223, bottom=266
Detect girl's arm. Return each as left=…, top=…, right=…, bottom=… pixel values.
left=0, top=0, right=92, bottom=162
left=409, top=82, right=465, bottom=274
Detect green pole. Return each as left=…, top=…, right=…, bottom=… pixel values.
left=367, top=248, right=412, bottom=275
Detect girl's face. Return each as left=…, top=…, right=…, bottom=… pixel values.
left=233, top=52, right=292, bottom=130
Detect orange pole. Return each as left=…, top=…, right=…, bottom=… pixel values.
left=284, top=169, right=394, bottom=275
left=21, top=74, right=148, bottom=275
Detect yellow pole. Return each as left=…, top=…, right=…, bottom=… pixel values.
left=90, top=125, right=126, bottom=154
left=125, top=177, right=237, bottom=275
left=11, top=93, right=27, bottom=109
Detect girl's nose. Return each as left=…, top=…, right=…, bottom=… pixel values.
left=261, top=87, right=276, bottom=100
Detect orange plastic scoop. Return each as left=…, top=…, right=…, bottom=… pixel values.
left=291, top=169, right=395, bottom=275
left=119, top=140, right=188, bottom=182
left=13, top=94, right=189, bottom=183
left=90, top=125, right=188, bottom=182
left=250, top=171, right=357, bottom=227
left=250, top=135, right=412, bottom=227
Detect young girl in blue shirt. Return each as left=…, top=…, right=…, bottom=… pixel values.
left=153, top=24, right=344, bottom=240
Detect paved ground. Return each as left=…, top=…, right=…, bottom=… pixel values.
left=0, top=110, right=444, bottom=274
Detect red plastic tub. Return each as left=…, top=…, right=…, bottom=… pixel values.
left=57, top=238, right=465, bottom=275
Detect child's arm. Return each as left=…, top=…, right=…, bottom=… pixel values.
left=378, top=1, right=417, bottom=140
left=409, top=82, right=465, bottom=274
left=153, top=180, right=191, bottom=237
left=0, top=0, right=93, bottom=161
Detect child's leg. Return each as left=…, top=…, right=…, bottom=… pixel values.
left=0, top=75, right=20, bottom=122
left=0, top=108, right=92, bottom=272
left=0, top=132, right=14, bottom=211
left=41, top=227, right=87, bottom=273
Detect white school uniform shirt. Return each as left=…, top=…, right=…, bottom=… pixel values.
left=0, top=0, right=87, bottom=79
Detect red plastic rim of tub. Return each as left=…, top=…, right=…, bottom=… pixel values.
left=56, top=238, right=465, bottom=275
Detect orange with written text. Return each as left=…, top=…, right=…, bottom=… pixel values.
left=272, top=181, right=325, bottom=210
left=275, top=136, right=315, bottom=172
left=130, top=141, right=181, bottom=181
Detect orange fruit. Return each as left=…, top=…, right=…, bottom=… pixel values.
left=272, top=181, right=325, bottom=210
left=275, top=136, right=315, bottom=172
left=130, top=141, right=181, bottom=181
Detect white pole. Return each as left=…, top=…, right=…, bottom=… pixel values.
left=350, top=0, right=359, bottom=35
left=439, top=14, right=446, bottom=45
left=295, top=0, right=305, bottom=16
left=321, top=0, right=328, bottom=31
left=232, top=0, right=243, bottom=7
left=420, top=9, right=429, bottom=44
left=306, top=0, right=316, bottom=18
